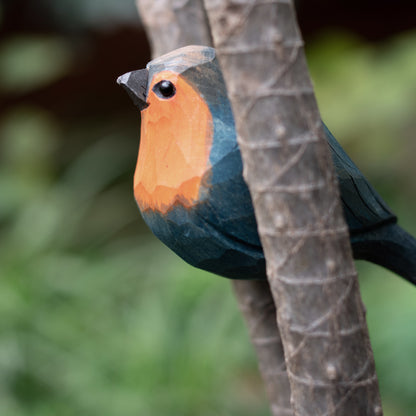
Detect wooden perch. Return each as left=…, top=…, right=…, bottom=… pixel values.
left=232, top=280, right=292, bottom=415
left=136, top=0, right=212, bottom=57
left=203, top=0, right=383, bottom=414
left=136, top=1, right=292, bottom=414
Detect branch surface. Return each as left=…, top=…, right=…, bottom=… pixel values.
left=136, top=0, right=212, bottom=57
left=233, top=280, right=292, bottom=415
left=204, top=0, right=383, bottom=414
left=135, top=1, right=292, bottom=415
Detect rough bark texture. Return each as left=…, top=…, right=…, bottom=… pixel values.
left=136, top=0, right=212, bottom=57
left=204, top=1, right=383, bottom=415
left=232, top=280, right=292, bottom=415
left=135, top=1, right=292, bottom=415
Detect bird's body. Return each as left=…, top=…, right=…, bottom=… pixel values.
left=118, top=45, right=416, bottom=284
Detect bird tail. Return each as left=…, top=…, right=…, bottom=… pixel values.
left=351, top=222, right=416, bottom=286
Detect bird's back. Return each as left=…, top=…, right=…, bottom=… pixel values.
left=324, top=124, right=397, bottom=234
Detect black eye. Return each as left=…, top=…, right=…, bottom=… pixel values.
left=153, top=80, right=176, bottom=99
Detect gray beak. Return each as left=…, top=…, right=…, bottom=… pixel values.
left=117, top=69, right=149, bottom=111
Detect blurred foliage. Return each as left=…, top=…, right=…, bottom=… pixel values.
left=308, top=31, right=416, bottom=209
left=0, top=3, right=416, bottom=415
left=0, top=37, right=73, bottom=93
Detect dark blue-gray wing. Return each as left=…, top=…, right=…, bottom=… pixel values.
left=323, top=123, right=397, bottom=234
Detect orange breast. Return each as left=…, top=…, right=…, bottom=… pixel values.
left=134, top=71, right=213, bottom=214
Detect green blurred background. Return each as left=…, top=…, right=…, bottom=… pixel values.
left=0, top=1, right=416, bottom=415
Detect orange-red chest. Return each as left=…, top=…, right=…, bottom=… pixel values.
left=134, top=71, right=213, bottom=214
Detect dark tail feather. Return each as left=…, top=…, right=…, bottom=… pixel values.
left=351, top=222, right=416, bottom=286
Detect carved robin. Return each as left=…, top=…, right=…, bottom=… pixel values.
left=118, top=45, right=416, bottom=284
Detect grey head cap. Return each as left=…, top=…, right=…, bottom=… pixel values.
left=147, top=45, right=216, bottom=80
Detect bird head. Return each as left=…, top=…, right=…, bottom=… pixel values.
left=117, top=46, right=234, bottom=214
left=117, top=45, right=218, bottom=110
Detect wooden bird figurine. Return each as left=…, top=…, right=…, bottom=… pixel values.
left=118, top=45, right=416, bottom=284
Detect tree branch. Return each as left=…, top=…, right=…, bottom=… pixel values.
left=136, top=0, right=212, bottom=57
left=232, top=280, right=292, bottom=415
left=204, top=0, right=383, bottom=414
left=135, top=1, right=292, bottom=414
